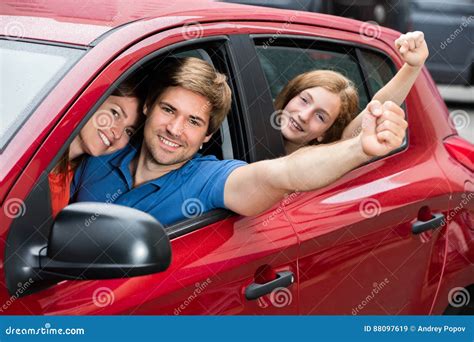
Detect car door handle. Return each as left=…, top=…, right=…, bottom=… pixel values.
left=412, top=213, right=446, bottom=235
left=245, top=270, right=294, bottom=300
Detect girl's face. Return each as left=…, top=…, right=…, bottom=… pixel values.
left=77, top=95, right=141, bottom=157
left=281, top=86, right=341, bottom=146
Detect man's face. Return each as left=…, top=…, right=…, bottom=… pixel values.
left=143, top=86, right=213, bottom=166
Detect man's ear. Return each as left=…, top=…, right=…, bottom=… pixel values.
left=203, top=132, right=214, bottom=144
left=143, top=104, right=148, bottom=116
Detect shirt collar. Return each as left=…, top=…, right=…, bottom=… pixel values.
left=109, top=141, right=203, bottom=189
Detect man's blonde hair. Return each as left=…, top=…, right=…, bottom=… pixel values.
left=145, top=57, right=232, bottom=135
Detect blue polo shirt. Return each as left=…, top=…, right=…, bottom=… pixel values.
left=70, top=142, right=247, bottom=226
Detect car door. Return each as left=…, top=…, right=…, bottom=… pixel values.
left=251, top=28, right=452, bottom=314
left=0, top=23, right=299, bottom=315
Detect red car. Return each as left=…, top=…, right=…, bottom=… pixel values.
left=0, top=0, right=473, bottom=315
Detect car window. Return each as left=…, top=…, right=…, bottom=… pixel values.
left=254, top=42, right=370, bottom=111
left=0, top=40, right=84, bottom=152
left=358, top=49, right=396, bottom=96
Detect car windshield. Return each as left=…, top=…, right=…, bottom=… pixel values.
left=0, top=40, right=84, bottom=151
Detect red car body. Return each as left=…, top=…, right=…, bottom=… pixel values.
left=0, top=0, right=473, bottom=315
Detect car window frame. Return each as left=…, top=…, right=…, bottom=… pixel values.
left=250, top=33, right=409, bottom=161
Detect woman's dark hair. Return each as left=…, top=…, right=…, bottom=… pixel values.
left=52, top=71, right=149, bottom=179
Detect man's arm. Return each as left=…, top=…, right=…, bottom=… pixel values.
left=342, top=31, right=428, bottom=140
left=224, top=101, right=407, bottom=216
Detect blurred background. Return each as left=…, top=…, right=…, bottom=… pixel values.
left=222, top=0, right=474, bottom=142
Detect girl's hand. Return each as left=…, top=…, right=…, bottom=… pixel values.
left=395, top=31, right=429, bottom=67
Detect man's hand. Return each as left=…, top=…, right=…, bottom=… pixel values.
left=395, top=31, right=429, bottom=67
left=360, top=100, right=407, bottom=157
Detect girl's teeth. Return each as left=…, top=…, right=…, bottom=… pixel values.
left=99, top=131, right=111, bottom=146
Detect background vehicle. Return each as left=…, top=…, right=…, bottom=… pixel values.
left=0, top=0, right=473, bottom=315
left=410, top=0, right=474, bottom=85
left=221, top=0, right=411, bottom=32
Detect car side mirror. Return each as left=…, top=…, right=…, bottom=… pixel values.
left=6, top=202, right=171, bottom=297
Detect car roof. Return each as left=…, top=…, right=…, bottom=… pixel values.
left=0, top=0, right=398, bottom=46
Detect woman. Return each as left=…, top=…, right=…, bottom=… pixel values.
left=49, top=73, right=146, bottom=217
left=276, top=31, right=429, bottom=155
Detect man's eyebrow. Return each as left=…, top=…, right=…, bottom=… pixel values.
left=189, top=115, right=206, bottom=125
left=160, top=101, right=177, bottom=112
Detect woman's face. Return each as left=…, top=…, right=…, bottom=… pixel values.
left=77, top=95, right=141, bottom=157
left=281, top=86, right=341, bottom=146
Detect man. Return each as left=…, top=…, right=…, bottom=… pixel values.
left=71, top=57, right=407, bottom=225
